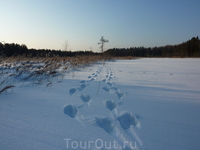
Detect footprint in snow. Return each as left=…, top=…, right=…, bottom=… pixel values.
left=79, top=80, right=85, bottom=83
left=63, top=104, right=79, bottom=118
left=109, top=76, right=113, bottom=80
left=104, top=100, right=118, bottom=111
left=104, top=100, right=118, bottom=115
left=88, top=77, right=95, bottom=82
left=92, top=117, right=117, bottom=135
left=102, top=79, right=107, bottom=83
left=93, top=74, right=98, bottom=77
left=117, top=112, right=143, bottom=148
left=106, top=81, right=113, bottom=86
left=78, top=83, right=88, bottom=91
left=117, top=112, right=139, bottom=129
left=69, top=88, right=77, bottom=96
left=80, top=94, right=92, bottom=107
left=63, top=104, right=85, bottom=126
left=102, top=86, right=110, bottom=93
left=103, top=86, right=121, bottom=95
left=88, top=76, right=92, bottom=79
left=116, top=91, right=126, bottom=100
left=91, top=117, right=132, bottom=150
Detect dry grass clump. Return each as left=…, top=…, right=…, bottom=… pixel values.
left=0, top=55, right=106, bottom=94
left=0, top=85, right=15, bottom=94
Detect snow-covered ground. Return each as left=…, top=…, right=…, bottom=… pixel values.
left=0, top=58, right=200, bottom=150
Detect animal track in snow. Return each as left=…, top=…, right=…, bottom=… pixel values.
left=102, top=86, right=117, bottom=94
left=63, top=104, right=79, bottom=118
left=80, top=94, right=92, bottom=102
left=69, top=88, right=77, bottom=95
left=68, top=83, right=88, bottom=96
left=116, top=91, right=126, bottom=100
left=106, top=81, right=113, bottom=86
left=117, top=112, right=139, bottom=129
left=91, top=117, right=137, bottom=150
left=106, top=76, right=113, bottom=81
left=102, top=86, right=110, bottom=92
left=80, top=94, right=92, bottom=107
left=104, top=100, right=118, bottom=111
left=117, top=112, right=143, bottom=149
left=78, top=83, right=88, bottom=91
left=92, top=117, right=117, bottom=135
left=64, top=65, right=142, bottom=149
left=102, top=86, right=125, bottom=100
left=93, top=74, right=98, bottom=77
left=63, top=104, right=85, bottom=126
left=79, top=80, right=85, bottom=83
left=88, top=78, right=95, bottom=82
left=102, top=79, right=107, bottom=83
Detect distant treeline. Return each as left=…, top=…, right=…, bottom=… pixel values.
left=0, top=43, right=98, bottom=57
left=105, top=37, right=200, bottom=57
left=0, top=36, right=200, bottom=58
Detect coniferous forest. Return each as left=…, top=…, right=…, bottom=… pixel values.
left=0, top=42, right=96, bottom=57
left=0, top=36, right=199, bottom=57
left=105, top=37, right=200, bottom=57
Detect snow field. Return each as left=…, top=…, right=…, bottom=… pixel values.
left=0, top=58, right=200, bottom=150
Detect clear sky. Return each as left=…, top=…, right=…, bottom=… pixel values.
left=1, top=0, right=200, bottom=52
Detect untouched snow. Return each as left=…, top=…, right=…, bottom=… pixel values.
left=0, top=58, right=200, bottom=150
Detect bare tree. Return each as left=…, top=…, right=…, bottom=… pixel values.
left=98, top=36, right=109, bottom=53
left=63, top=40, right=69, bottom=51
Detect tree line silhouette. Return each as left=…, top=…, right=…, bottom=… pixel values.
left=0, top=36, right=199, bottom=57
left=0, top=42, right=96, bottom=57
left=105, top=36, right=200, bottom=57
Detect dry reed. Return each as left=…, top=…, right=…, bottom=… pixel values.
left=0, top=55, right=107, bottom=95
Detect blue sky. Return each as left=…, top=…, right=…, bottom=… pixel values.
left=1, top=0, right=200, bottom=52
